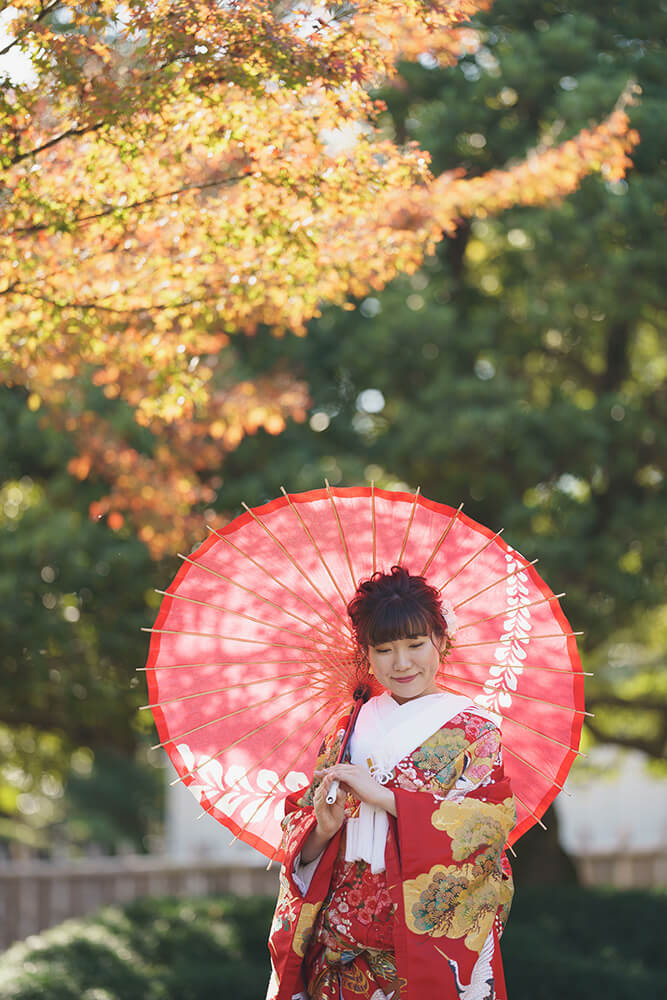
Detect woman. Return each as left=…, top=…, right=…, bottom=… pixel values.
left=267, top=566, right=516, bottom=1000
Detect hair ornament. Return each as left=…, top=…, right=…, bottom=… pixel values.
left=440, top=598, right=458, bottom=639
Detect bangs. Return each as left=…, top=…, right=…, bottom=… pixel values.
left=366, top=601, right=434, bottom=647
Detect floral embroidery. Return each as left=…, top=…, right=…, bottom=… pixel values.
left=271, top=871, right=299, bottom=937
left=403, top=862, right=512, bottom=953
left=430, top=796, right=516, bottom=864
left=464, top=729, right=502, bottom=786
left=280, top=806, right=315, bottom=862
left=475, top=729, right=502, bottom=761
left=292, top=901, right=324, bottom=957
left=316, top=853, right=396, bottom=950
left=410, top=727, right=468, bottom=776
left=306, top=943, right=404, bottom=1000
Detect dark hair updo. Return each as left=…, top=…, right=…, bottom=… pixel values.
left=347, top=565, right=447, bottom=650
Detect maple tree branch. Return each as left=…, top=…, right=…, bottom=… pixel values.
left=0, top=1, right=61, bottom=57
left=7, top=120, right=107, bottom=167
left=9, top=172, right=248, bottom=236
left=4, top=283, right=225, bottom=316
left=5, top=287, right=142, bottom=316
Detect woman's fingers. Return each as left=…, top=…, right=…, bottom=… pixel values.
left=315, top=765, right=351, bottom=780
left=318, top=764, right=358, bottom=784
left=314, top=767, right=354, bottom=807
left=314, top=764, right=393, bottom=812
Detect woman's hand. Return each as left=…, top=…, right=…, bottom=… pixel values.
left=314, top=764, right=397, bottom=817
left=313, top=769, right=347, bottom=839
left=300, top=770, right=346, bottom=863
left=301, top=763, right=398, bottom=863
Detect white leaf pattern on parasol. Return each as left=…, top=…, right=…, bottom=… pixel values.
left=177, top=742, right=309, bottom=823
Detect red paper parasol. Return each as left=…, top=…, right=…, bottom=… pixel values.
left=143, top=486, right=587, bottom=860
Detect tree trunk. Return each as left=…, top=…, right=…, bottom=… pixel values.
left=510, top=805, right=579, bottom=886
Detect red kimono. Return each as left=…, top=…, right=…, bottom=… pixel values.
left=267, top=705, right=515, bottom=1000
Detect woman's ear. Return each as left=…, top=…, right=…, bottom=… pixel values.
left=431, top=632, right=446, bottom=657
left=364, top=646, right=373, bottom=675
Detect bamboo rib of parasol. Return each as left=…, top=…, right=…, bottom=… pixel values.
left=146, top=486, right=585, bottom=856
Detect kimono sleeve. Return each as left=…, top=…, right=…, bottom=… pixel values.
left=391, top=721, right=516, bottom=956
left=278, top=716, right=347, bottom=894
left=267, top=718, right=349, bottom=1000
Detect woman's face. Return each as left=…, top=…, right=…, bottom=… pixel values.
left=367, top=633, right=442, bottom=704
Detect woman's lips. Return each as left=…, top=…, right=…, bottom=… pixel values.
left=393, top=674, right=418, bottom=684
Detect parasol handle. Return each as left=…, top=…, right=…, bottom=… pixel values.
left=324, top=683, right=370, bottom=806
left=325, top=780, right=340, bottom=805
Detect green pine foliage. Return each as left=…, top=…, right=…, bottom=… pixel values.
left=0, top=385, right=164, bottom=853
left=225, top=0, right=667, bottom=761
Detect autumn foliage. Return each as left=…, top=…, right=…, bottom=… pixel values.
left=0, top=1, right=639, bottom=555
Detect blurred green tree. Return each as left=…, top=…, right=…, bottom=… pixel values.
left=0, top=386, right=164, bottom=854
left=222, top=0, right=666, bottom=761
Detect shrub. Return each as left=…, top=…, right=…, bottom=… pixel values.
left=503, top=885, right=667, bottom=999
left=0, top=896, right=274, bottom=1000
left=0, top=887, right=665, bottom=999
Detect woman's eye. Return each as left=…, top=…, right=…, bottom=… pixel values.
left=409, top=642, right=425, bottom=648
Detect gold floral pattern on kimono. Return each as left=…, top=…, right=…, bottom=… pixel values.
left=403, top=860, right=513, bottom=953
left=431, top=796, right=517, bottom=865
left=293, top=901, right=325, bottom=957
left=306, top=943, right=406, bottom=1000
left=410, top=721, right=501, bottom=790
left=411, top=727, right=469, bottom=775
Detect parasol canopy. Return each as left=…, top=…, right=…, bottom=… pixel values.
left=143, top=486, right=586, bottom=860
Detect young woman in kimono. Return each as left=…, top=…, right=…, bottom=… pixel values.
left=267, top=566, right=516, bottom=1000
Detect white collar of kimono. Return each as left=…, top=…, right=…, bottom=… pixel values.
left=345, top=689, right=474, bottom=873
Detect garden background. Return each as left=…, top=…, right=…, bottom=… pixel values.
left=0, top=1, right=665, bottom=997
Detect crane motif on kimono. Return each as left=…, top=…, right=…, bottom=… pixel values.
left=437, top=931, right=495, bottom=1000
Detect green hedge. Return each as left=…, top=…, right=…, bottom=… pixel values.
left=0, top=896, right=273, bottom=1000
left=503, top=886, right=667, bottom=999
left=0, top=887, right=665, bottom=999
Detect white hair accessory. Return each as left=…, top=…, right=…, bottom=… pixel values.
left=441, top=598, right=458, bottom=638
